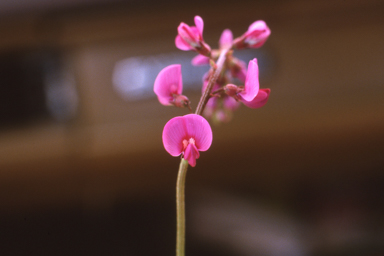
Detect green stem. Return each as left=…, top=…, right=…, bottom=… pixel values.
left=176, top=158, right=189, bottom=256
left=176, top=47, right=229, bottom=256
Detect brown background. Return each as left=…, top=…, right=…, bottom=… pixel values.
left=0, top=0, right=383, bottom=255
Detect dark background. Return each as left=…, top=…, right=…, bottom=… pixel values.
left=0, top=0, right=383, bottom=255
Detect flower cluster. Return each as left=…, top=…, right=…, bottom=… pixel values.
left=154, top=16, right=271, bottom=166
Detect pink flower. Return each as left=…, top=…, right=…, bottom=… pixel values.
left=219, top=29, right=233, bottom=49
left=191, top=29, right=232, bottom=67
left=233, top=20, right=271, bottom=49
left=201, top=80, right=240, bottom=123
left=239, top=58, right=259, bottom=101
left=154, top=64, right=190, bottom=108
left=191, top=54, right=210, bottom=66
left=224, top=58, right=259, bottom=100
left=162, top=114, right=213, bottom=167
left=175, top=16, right=211, bottom=56
left=223, top=96, right=240, bottom=111
left=241, top=88, right=270, bottom=109
left=224, top=58, right=270, bottom=109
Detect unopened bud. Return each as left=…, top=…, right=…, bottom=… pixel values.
left=233, top=20, right=270, bottom=49
left=224, top=84, right=240, bottom=97
left=173, top=94, right=190, bottom=108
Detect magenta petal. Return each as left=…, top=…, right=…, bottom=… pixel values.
left=240, top=58, right=259, bottom=101
left=248, top=20, right=268, bottom=32
left=162, top=116, right=188, bottom=156
left=154, top=64, right=183, bottom=105
left=223, top=96, right=240, bottom=111
left=184, top=143, right=200, bottom=167
left=246, top=20, right=271, bottom=48
left=175, top=35, right=193, bottom=51
left=241, top=88, right=270, bottom=109
left=191, top=54, right=210, bottom=66
left=219, top=29, right=233, bottom=49
left=183, top=114, right=212, bottom=152
left=194, top=16, right=204, bottom=36
left=177, top=23, right=194, bottom=42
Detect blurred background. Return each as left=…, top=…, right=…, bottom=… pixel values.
left=0, top=0, right=383, bottom=255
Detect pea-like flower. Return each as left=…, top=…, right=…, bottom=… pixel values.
left=241, top=88, right=271, bottom=109
left=191, top=28, right=233, bottom=67
left=233, top=20, right=271, bottom=49
left=224, top=58, right=270, bottom=109
left=154, top=64, right=191, bottom=109
left=202, top=80, right=240, bottom=123
left=175, top=16, right=211, bottom=56
left=162, top=114, right=213, bottom=167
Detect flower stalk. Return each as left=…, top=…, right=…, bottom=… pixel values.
left=175, top=48, right=229, bottom=256
left=195, top=47, right=230, bottom=116
left=176, top=158, right=189, bottom=256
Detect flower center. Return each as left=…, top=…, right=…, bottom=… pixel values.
left=170, top=84, right=178, bottom=95
left=245, top=37, right=261, bottom=46
left=182, top=137, right=195, bottom=150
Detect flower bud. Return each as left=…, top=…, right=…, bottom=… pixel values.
left=173, top=94, right=190, bottom=108
left=233, top=20, right=270, bottom=49
left=224, top=84, right=240, bottom=97
left=175, top=16, right=211, bottom=56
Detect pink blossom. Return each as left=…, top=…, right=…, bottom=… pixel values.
left=224, top=58, right=270, bottom=108
left=191, top=29, right=233, bottom=66
left=223, top=96, right=240, bottom=111
left=162, top=114, right=213, bottom=167
left=224, top=58, right=259, bottom=101
left=201, top=80, right=240, bottom=123
left=233, top=20, right=270, bottom=49
left=202, top=97, right=216, bottom=119
left=154, top=64, right=189, bottom=108
left=239, top=58, right=259, bottom=101
left=241, top=88, right=270, bottom=109
left=191, top=54, right=210, bottom=66
left=175, top=16, right=211, bottom=56
left=219, top=29, right=233, bottom=49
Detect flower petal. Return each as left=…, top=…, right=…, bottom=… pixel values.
left=175, top=35, right=193, bottom=51
left=241, top=88, right=270, bottom=109
left=183, top=114, right=212, bottom=152
left=219, top=29, right=233, bottom=49
left=240, top=58, right=259, bottom=102
left=162, top=116, right=188, bottom=156
left=154, top=64, right=183, bottom=105
left=223, top=96, right=240, bottom=111
left=191, top=54, right=210, bottom=66
left=246, top=20, right=271, bottom=48
left=194, top=16, right=204, bottom=36
left=184, top=143, right=200, bottom=167
left=248, top=20, right=268, bottom=32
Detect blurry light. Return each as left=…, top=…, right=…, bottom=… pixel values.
left=44, top=56, right=78, bottom=122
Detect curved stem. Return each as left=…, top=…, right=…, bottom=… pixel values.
left=176, top=158, right=189, bottom=256
left=195, top=48, right=230, bottom=115
left=176, top=48, right=229, bottom=256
